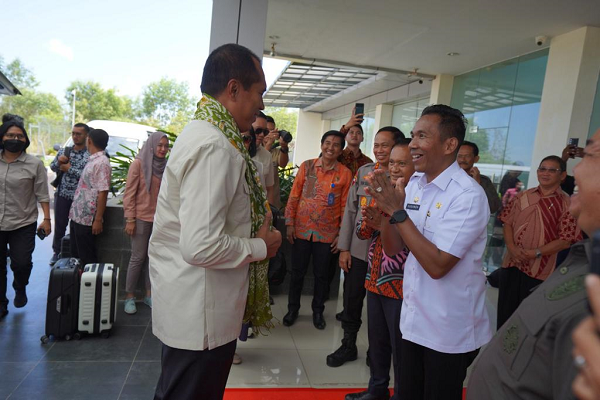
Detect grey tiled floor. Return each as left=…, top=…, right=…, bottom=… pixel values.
left=0, top=213, right=499, bottom=399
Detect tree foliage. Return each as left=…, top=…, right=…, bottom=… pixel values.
left=66, top=81, right=136, bottom=122
left=141, top=77, right=194, bottom=130
left=264, top=106, right=298, bottom=136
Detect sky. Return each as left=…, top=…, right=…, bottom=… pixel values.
left=3, top=0, right=288, bottom=107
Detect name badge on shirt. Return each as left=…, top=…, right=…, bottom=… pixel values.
left=406, top=203, right=420, bottom=211
left=327, top=192, right=335, bottom=206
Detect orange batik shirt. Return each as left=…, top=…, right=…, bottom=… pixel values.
left=285, top=158, right=352, bottom=243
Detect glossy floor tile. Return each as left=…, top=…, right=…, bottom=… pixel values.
left=0, top=215, right=499, bottom=398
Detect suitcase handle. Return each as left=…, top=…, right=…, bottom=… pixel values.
left=60, top=294, right=71, bottom=315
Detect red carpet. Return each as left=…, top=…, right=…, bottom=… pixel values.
left=224, top=388, right=467, bottom=399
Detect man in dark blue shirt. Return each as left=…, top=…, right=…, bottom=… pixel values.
left=49, top=123, right=90, bottom=265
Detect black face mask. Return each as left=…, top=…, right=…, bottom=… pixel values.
left=3, top=139, right=27, bottom=153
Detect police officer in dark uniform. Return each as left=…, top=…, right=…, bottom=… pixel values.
left=467, top=239, right=590, bottom=399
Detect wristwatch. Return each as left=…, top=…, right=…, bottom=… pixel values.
left=389, top=209, right=408, bottom=224
left=535, top=249, right=542, bottom=259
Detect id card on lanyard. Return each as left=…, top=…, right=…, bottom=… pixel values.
left=328, top=183, right=335, bottom=206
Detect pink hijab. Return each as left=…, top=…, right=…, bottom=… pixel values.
left=136, top=131, right=168, bottom=192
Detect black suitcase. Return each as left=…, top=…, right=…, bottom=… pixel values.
left=59, top=234, right=71, bottom=259
left=41, top=258, right=82, bottom=343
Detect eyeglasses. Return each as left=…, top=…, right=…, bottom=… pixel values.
left=4, top=134, right=26, bottom=140
left=242, top=135, right=253, bottom=143
left=254, top=128, right=268, bottom=135
left=537, top=167, right=562, bottom=173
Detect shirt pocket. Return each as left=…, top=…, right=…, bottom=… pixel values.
left=228, top=181, right=251, bottom=224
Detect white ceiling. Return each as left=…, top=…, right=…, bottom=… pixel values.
left=264, top=0, right=600, bottom=77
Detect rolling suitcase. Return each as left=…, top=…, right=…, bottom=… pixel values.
left=41, top=258, right=82, bottom=343
left=59, top=234, right=71, bottom=259
left=78, top=263, right=119, bottom=338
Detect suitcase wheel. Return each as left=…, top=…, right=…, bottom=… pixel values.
left=73, top=332, right=82, bottom=340
left=101, top=331, right=110, bottom=339
left=40, top=335, right=50, bottom=344
left=65, top=334, right=72, bottom=341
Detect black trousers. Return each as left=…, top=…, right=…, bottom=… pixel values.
left=367, top=291, right=402, bottom=398
left=52, top=194, right=73, bottom=255
left=288, top=238, right=332, bottom=314
left=154, top=340, right=236, bottom=400
left=341, top=256, right=368, bottom=333
left=70, top=221, right=97, bottom=267
left=398, top=339, right=478, bottom=400
left=325, top=251, right=340, bottom=299
left=497, top=266, right=542, bottom=329
left=0, top=223, right=36, bottom=305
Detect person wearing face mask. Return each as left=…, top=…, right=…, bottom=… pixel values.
left=122, top=132, right=169, bottom=315
left=0, top=115, right=51, bottom=319
left=327, top=126, right=404, bottom=368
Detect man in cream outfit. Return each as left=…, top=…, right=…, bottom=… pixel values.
left=149, top=44, right=281, bottom=400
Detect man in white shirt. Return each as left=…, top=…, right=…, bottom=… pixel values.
left=366, top=104, right=492, bottom=400
left=149, top=43, right=282, bottom=400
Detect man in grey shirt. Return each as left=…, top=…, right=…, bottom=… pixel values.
left=457, top=141, right=501, bottom=214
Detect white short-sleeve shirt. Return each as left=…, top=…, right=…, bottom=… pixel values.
left=400, top=161, right=492, bottom=354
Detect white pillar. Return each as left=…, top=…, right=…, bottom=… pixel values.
left=529, top=26, right=600, bottom=186
left=374, top=104, right=393, bottom=131
left=293, top=110, right=324, bottom=166
left=429, top=74, right=454, bottom=105
left=209, top=0, right=268, bottom=60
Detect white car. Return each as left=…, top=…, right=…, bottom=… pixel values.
left=62, top=120, right=158, bottom=155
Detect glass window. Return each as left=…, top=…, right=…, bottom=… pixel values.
left=391, top=97, right=429, bottom=135
left=450, top=49, right=549, bottom=273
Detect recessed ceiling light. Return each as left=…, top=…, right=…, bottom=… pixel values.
left=447, top=52, right=460, bottom=56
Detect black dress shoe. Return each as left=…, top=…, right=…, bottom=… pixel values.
left=336, top=311, right=343, bottom=321
left=283, top=311, right=298, bottom=326
left=345, top=390, right=390, bottom=400
left=313, top=312, right=326, bottom=330
left=14, top=290, right=27, bottom=308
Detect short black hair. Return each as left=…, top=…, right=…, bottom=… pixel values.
left=540, top=155, right=566, bottom=172
left=393, top=137, right=412, bottom=148
left=256, top=111, right=267, bottom=121
left=376, top=126, right=405, bottom=142
left=200, top=43, right=262, bottom=98
left=88, top=129, right=109, bottom=150
left=265, top=115, right=275, bottom=124
left=0, top=115, right=30, bottom=150
left=421, top=104, right=467, bottom=149
left=461, top=140, right=479, bottom=157
left=348, top=124, right=363, bottom=134
left=74, top=122, right=91, bottom=134
left=321, top=130, right=346, bottom=150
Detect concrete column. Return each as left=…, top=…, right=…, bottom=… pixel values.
left=209, top=0, right=268, bottom=60
left=429, top=74, right=454, bottom=105
left=374, top=104, right=393, bottom=131
left=293, top=110, right=324, bottom=166
left=529, top=26, right=600, bottom=186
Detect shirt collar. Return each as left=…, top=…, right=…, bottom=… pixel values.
left=315, top=157, right=339, bottom=171
left=533, top=185, right=563, bottom=197
left=342, top=148, right=363, bottom=159
left=89, top=151, right=105, bottom=161
left=0, top=150, right=28, bottom=163
left=417, top=161, right=461, bottom=191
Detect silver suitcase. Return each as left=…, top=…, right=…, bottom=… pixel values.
left=78, top=263, right=119, bottom=337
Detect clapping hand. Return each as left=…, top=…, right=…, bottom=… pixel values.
left=365, top=169, right=406, bottom=215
